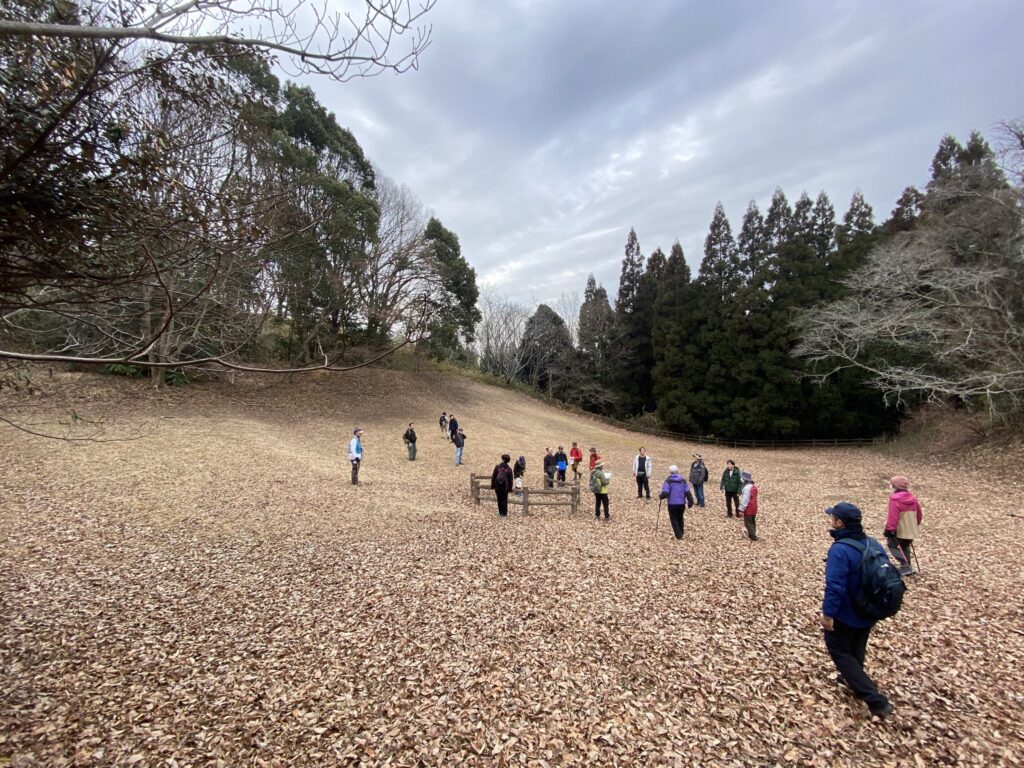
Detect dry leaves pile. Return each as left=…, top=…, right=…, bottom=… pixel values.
left=1, top=369, right=1022, bottom=767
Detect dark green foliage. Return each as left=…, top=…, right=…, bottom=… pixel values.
left=424, top=218, right=481, bottom=362
left=518, top=304, right=572, bottom=393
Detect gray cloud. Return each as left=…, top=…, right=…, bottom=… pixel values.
left=313, top=0, right=1024, bottom=305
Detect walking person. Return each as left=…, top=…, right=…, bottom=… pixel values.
left=633, top=447, right=652, bottom=499
left=347, top=428, right=364, bottom=485
left=453, top=427, right=466, bottom=465
left=659, top=465, right=695, bottom=540
left=820, top=502, right=894, bottom=718
left=720, top=460, right=743, bottom=518
left=885, top=475, right=922, bottom=576
left=439, top=412, right=448, bottom=436
left=590, top=460, right=611, bottom=520
left=448, top=414, right=459, bottom=443
left=403, top=422, right=417, bottom=461
left=542, top=448, right=556, bottom=489
left=689, top=453, right=709, bottom=508
left=513, top=455, right=526, bottom=496
left=738, top=471, right=759, bottom=540
left=491, top=454, right=514, bottom=517
left=554, top=446, right=569, bottom=485
left=569, top=442, right=583, bottom=480
left=588, top=446, right=600, bottom=471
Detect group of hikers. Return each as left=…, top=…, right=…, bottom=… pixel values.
left=349, top=415, right=925, bottom=720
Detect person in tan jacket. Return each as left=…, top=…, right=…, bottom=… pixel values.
left=884, top=475, right=923, bottom=576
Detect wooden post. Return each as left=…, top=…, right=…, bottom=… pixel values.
left=470, top=473, right=480, bottom=504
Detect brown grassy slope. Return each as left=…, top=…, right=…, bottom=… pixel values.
left=0, top=368, right=1021, bottom=767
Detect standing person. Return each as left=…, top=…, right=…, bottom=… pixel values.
left=542, top=448, right=556, bottom=489
left=448, top=414, right=459, bottom=443
left=738, top=471, right=759, bottom=541
left=513, top=455, right=526, bottom=496
left=588, top=446, right=600, bottom=471
left=347, top=428, right=364, bottom=486
left=633, top=447, right=652, bottom=499
left=820, top=502, right=894, bottom=718
left=453, top=427, right=466, bottom=466
left=569, top=442, right=584, bottom=479
left=885, top=475, right=922, bottom=576
left=659, top=465, right=695, bottom=540
left=491, top=454, right=514, bottom=517
left=689, top=453, right=709, bottom=508
left=590, top=460, right=611, bottom=520
left=439, top=412, right=448, bottom=435
left=403, top=422, right=417, bottom=461
left=720, top=460, right=743, bottom=518
left=554, top=446, right=569, bottom=485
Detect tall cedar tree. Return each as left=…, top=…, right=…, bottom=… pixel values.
left=576, top=274, right=618, bottom=409
left=613, top=228, right=653, bottom=414
left=518, top=304, right=572, bottom=394
left=651, top=241, right=701, bottom=432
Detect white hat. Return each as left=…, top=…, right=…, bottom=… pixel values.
left=669, top=465, right=679, bottom=473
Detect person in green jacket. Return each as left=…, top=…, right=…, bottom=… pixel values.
left=590, top=460, right=611, bottom=520
left=720, top=459, right=743, bottom=518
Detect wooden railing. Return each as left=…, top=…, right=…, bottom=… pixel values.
left=469, top=473, right=580, bottom=515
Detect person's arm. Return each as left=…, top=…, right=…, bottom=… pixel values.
left=885, top=496, right=900, bottom=534
left=703, top=465, right=709, bottom=483
left=491, top=466, right=499, bottom=489
left=720, top=471, right=727, bottom=491
left=739, top=484, right=751, bottom=512
left=685, top=489, right=694, bottom=507
left=821, top=547, right=850, bottom=629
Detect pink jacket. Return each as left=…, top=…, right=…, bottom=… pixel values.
left=886, top=490, right=922, bottom=539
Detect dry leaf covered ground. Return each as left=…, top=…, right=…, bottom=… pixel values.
left=1, top=368, right=1022, bottom=767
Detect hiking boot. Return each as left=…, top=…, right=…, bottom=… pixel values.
left=870, top=702, right=894, bottom=719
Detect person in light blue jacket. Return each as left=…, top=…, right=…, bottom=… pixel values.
left=347, top=428, right=364, bottom=485
left=820, top=502, right=893, bottom=718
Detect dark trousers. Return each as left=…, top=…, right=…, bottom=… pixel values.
left=545, top=469, right=555, bottom=488
left=594, top=493, right=609, bottom=519
left=823, top=621, right=889, bottom=712
left=668, top=504, right=686, bottom=539
left=496, top=488, right=509, bottom=517
left=557, top=469, right=566, bottom=483
left=636, top=475, right=650, bottom=498
left=744, top=515, right=758, bottom=540
left=885, top=533, right=914, bottom=574
left=350, top=459, right=360, bottom=485
left=725, top=491, right=740, bottom=516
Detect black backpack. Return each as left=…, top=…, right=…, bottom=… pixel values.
left=494, top=464, right=513, bottom=491
left=838, top=538, right=906, bottom=621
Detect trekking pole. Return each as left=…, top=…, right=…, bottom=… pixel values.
left=653, top=498, right=663, bottom=537
left=911, top=545, right=921, bottom=575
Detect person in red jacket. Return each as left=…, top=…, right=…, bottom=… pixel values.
left=738, top=471, right=759, bottom=541
left=569, top=442, right=584, bottom=479
left=885, top=475, right=922, bottom=576
left=588, top=446, right=601, bottom=471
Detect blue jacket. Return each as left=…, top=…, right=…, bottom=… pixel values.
left=822, top=527, right=874, bottom=628
left=660, top=474, right=694, bottom=506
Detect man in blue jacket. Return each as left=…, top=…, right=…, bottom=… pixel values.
left=820, top=502, right=893, bottom=718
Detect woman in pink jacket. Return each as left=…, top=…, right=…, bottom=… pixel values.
left=885, top=475, right=922, bottom=576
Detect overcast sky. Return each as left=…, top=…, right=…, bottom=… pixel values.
left=318, top=0, right=1023, bottom=307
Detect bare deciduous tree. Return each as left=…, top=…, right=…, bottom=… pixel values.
left=475, top=291, right=530, bottom=385
left=0, top=0, right=435, bottom=82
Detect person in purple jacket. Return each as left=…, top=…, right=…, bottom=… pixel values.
left=659, top=465, right=695, bottom=540
left=820, top=502, right=894, bottom=719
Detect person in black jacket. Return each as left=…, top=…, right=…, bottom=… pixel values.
left=542, top=448, right=556, bottom=489
left=448, top=414, right=459, bottom=442
left=453, top=427, right=465, bottom=465
left=491, top=454, right=514, bottom=517
left=403, top=422, right=417, bottom=461
left=513, top=455, right=526, bottom=496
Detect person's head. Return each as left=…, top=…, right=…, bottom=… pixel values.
left=890, top=475, right=910, bottom=491
left=825, top=501, right=862, bottom=530
left=726, top=460, right=736, bottom=469
left=558, top=445, right=564, bottom=451
left=639, top=447, right=646, bottom=455
left=669, top=465, right=679, bottom=474
left=741, top=471, right=752, bottom=483
left=572, top=441, right=578, bottom=447
left=408, top=422, right=414, bottom=428
left=442, top=412, right=446, bottom=416
left=546, top=447, right=552, bottom=455
left=589, top=447, right=597, bottom=454
left=458, top=427, right=464, bottom=433
left=501, top=453, right=510, bottom=463
left=353, top=428, right=364, bottom=436
left=693, top=453, right=702, bottom=461
left=594, top=459, right=605, bottom=469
